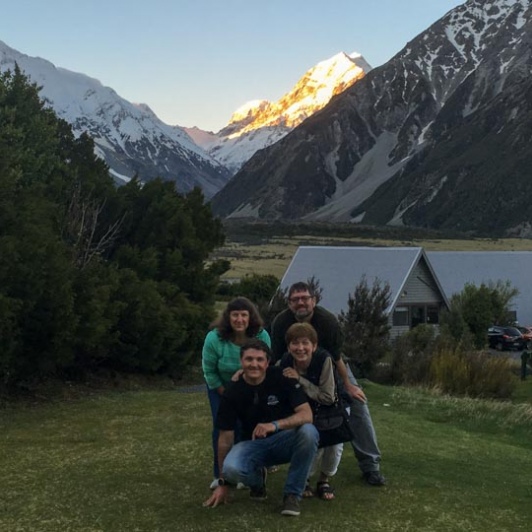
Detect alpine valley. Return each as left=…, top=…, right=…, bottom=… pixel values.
left=211, top=0, right=532, bottom=237
left=3, top=0, right=532, bottom=236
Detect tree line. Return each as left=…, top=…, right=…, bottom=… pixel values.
left=0, top=66, right=229, bottom=391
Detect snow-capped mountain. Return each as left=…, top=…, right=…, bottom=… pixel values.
left=211, top=0, right=532, bottom=236
left=0, top=40, right=229, bottom=197
left=190, top=52, right=371, bottom=174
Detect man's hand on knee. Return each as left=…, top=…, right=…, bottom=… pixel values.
left=347, top=383, right=367, bottom=403
left=203, top=486, right=230, bottom=508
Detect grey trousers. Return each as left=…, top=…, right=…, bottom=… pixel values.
left=346, top=363, right=382, bottom=473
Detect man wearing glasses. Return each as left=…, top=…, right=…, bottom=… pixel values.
left=270, top=281, right=386, bottom=486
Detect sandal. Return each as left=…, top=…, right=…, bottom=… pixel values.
left=302, top=482, right=315, bottom=498
left=316, top=481, right=335, bottom=501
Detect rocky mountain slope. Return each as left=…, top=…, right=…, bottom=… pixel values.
left=211, top=0, right=532, bottom=236
left=0, top=40, right=229, bottom=197
left=190, top=52, right=371, bottom=174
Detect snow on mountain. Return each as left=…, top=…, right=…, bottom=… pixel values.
left=211, top=0, right=532, bottom=236
left=0, top=40, right=229, bottom=197
left=198, top=52, right=371, bottom=174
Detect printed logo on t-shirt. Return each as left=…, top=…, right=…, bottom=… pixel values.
left=267, top=395, right=280, bottom=406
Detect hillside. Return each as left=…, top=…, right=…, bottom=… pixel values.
left=210, top=0, right=532, bottom=237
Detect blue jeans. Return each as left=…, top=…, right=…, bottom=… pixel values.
left=222, top=424, right=319, bottom=498
left=207, top=387, right=223, bottom=477
left=346, top=364, right=382, bottom=473
left=207, top=386, right=243, bottom=477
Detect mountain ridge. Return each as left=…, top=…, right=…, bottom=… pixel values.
left=210, top=0, right=532, bottom=236
left=0, top=39, right=229, bottom=197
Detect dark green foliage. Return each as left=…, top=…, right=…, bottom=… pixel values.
left=228, top=273, right=280, bottom=304
left=339, top=276, right=391, bottom=377
left=0, top=67, right=225, bottom=390
left=386, top=325, right=439, bottom=385
left=441, top=281, right=518, bottom=349
left=223, top=219, right=460, bottom=243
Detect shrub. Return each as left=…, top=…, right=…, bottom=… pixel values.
left=443, top=281, right=518, bottom=349
left=429, top=350, right=517, bottom=399
left=386, top=325, right=438, bottom=385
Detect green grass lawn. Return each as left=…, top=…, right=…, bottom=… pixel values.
left=2, top=382, right=532, bottom=532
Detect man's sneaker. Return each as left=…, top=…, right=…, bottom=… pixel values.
left=281, top=494, right=300, bottom=516
left=209, top=478, right=219, bottom=490
left=249, top=467, right=267, bottom=501
left=362, top=471, right=386, bottom=486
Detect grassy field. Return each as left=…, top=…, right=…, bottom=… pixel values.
left=2, top=381, right=532, bottom=531
left=213, top=234, right=532, bottom=280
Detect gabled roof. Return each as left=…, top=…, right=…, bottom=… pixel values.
left=427, top=251, right=532, bottom=326
left=280, top=246, right=448, bottom=316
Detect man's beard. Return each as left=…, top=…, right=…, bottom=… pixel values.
left=294, top=307, right=312, bottom=320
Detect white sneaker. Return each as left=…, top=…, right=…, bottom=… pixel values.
left=209, top=478, right=219, bottom=490
left=236, top=482, right=248, bottom=490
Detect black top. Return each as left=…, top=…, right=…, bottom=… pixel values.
left=216, top=366, right=308, bottom=440
left=279, top=347, right=352, bottom=406
left=270, top=306, right=344, bottom=363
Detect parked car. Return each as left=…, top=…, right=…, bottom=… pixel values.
left=487, top=326, right=526, bottom=351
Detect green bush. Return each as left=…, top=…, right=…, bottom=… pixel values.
left=430, top=350, right=517, bottom=399
left=0, top=68, right=226, bottom=391
left=384, top=325, right=516, bottom=400
left=386, top=325, right=438, bottom=385
left=442, top=282, right=518, bottom=349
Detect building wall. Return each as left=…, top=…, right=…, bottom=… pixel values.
left=390, top=258, right=446, bottom=339
left=400, top=258, right=442, bottom=304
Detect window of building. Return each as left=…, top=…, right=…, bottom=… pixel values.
left=393, top=307, right=409, bottom=326
left=427, top=307, right=439, bottom=324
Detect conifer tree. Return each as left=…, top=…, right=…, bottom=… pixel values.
left=339, top=276, right=391, bottom=377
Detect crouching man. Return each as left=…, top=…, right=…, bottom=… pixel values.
left=203, top=338, right=319, bottom=517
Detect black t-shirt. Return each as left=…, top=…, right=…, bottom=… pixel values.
left=216, top=366, right=308, bottom=440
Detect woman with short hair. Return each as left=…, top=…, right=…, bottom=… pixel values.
left=279, top=322, right=349, bottom=500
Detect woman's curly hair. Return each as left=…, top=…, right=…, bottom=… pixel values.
left=213, top=297, right=265, bottom=341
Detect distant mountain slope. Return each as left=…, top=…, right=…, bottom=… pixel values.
left=194, top=52, right=371, bottom=174
left=0, top=40, right=229, bottom=197
left=211, top=0, right=532, bottom=236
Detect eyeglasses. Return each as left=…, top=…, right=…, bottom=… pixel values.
left=288, top=295, right=313, bottom=304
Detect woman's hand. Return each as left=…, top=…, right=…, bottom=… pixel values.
left=231, top=369, right=243, bottom=382
left=282, top=367, right=300, bottom=380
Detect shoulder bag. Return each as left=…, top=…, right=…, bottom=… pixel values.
left=313, top=396, right=355, bottom=448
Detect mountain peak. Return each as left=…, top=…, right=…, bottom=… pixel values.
left=222, top=51, right=372, bottom=139
left=202, top=50, right=371, bottom=174
left=228, top=99, right=270, bottom=125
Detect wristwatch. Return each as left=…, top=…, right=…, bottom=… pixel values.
left=217, top=478, right=229, bottom=486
